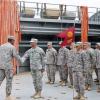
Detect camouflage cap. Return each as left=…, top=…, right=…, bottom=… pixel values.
left=47, top=42, right=52, bottom=45
left=75, top=42, right=82, bottom=46
left=96, top=43, right=100, bottom=46
left=59, top=41, right=63, bottom=45
left=30, top=38, right=38, bottom=43
left=8, top=36, right=15, bottom=40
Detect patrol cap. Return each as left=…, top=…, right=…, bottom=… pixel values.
left=88, top=42, right=91, bottom=45
left=83, top=42, right=88, bottom=45
left=47, top=42, right=52, bottom=45
left=59, top=41, right=63, bottom=45
left=30, top=38, right=38, bottom=43
left=8, top=36, right=15, bottom=40
left=77, top=42, right=82, bottom=44
left=96, top=43, right=100, bottom=46
left=70, top=42, right=75, bottom=46
left=75, top=42, right=82, bottom=47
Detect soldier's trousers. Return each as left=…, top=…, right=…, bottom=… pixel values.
left=0, top=69, right=13, bottom=96
left=31, top=69, right=43, bottom=92
left=84, top=70, right=93, bottom=85
left=58, top=65, right=68, bottom=82
left=95, top=68, right=98, bottom=80
left=97, top=68, right=100, bottom=88
left=68, top=67, right=73, bottom=85
left=73, top=72, right=85, bottom=95
left=46, top=64, right=56, bottom=82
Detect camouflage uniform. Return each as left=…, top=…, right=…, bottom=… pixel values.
left=57, top=47, right=69, bottom=84
left=0, top=42, right=21, bottom=96
left=46, top=47, right=57, bottom=83
left=95, top=49, right=100, bottom=88
left=84, top=48, right=96, bottom=88
left=72, top=50, right=87, bottom=96
left=22, top=46, right=45, bottom=92
left=67, top=49, right=75, bottom=86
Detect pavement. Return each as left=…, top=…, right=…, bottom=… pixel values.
left=0, top=71, right=100, bottom=100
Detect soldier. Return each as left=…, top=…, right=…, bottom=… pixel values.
left=0, top=36, right=22, bottom=100
left=95, top=43, right=100, bottom=92
left=46, top=42, right=57, bottom=84
left=83, top=42, right=96, bottom=91
left=22, top=38, right=45, bottom=99
left=73, top=42, right=87, bottom=100
left=57, top=41, right=69, bottom=86
left=67, top=42, right=76, bottom=88
left=94, top=44, right=99, bottom=83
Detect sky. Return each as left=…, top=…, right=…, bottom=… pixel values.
left=18, top=0, right=100, bottom=8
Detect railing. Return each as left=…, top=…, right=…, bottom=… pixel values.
left=17, top=1, right=100, bottom=23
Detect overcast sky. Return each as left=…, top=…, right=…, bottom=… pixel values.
left=18, top=0, right=100, bottom=8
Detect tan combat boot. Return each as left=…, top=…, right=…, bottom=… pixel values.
left=59, top=81, right=63, bottom=85
left=97, top=88, right=100, bottom=93
left=87, top=85, right=91, bottom=91
left=34, top=91, right=42, bottom=99
left=6, top=95, right=16, bottom=100
left=31, top=91, right=38, bottom=98
left=46, top=80, right=51, bottom=84
left=80, top=95, right=85, bottom=100
left=73, top=93, right=80, bottom=99
left=60, top=81, right=66, bottom=86
left=68, top=84, right=73, bottom=89
left=85, top=84, right=88, bottom=90
left=59, top=80, right=63, bottom=84
left=59, top=80, right=62, bottom=83
left=50, top=81, right=54, bottom=84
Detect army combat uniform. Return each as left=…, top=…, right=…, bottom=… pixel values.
left=46, top=47, right=57, bottom=84
left=22, top=46, right=45, bottom=94
left=84, top=48, right=96, bottom=90
left=72, top=50, right=87, bottom=100
left=0, top=42, right=21, bottom=97
left=57, top=46, right=69, bottom=85
left=67, top=49, right=75, bottom=87
left=95, top=48, right=100, bottom=92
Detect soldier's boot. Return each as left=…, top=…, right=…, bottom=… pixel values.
left=73, top=93, right=80, bottom=99
left=50, top=81, right=54, bottom=84
left=31, top=91, right=38, bottom=98
left=60, top=81, right=64, bottom=86
left=87, top=85, right=91, bottom=91
left=59, top=81, right=63, bottom=85
left=80, top=95, right=85, bottom=100
left=68, top=84, right=73, bottom=89
left=85, top=84, right=88, bottom=90
left=46, top=80, right=51, bottom=84
left=97, top=88, right=100, bottom=93
left=60, top=81, right=66, bottom=86
left=94, top=79, right=99, bottom=82
left=34, top=91, right=42, bottom=99
left=6, top=95, right=16, bottom=100
left=59, top=80, right=63, bottom=83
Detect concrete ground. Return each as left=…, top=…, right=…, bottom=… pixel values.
left=0, top=71, right=100, bottom=100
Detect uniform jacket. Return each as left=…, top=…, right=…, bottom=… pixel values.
left=22, top=46, right=45, bottom=70
left=72, top=50, right=87, bottom=72
left=95, top=49, right=100, bottom=68
left=0, top=42, right=21, bottom=70
left=57, top=47, right=69, bottom=66
left=46, top=48, right=57, bottom=65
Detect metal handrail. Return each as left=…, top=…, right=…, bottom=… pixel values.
left=17, top=1, right=100, bottom=23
